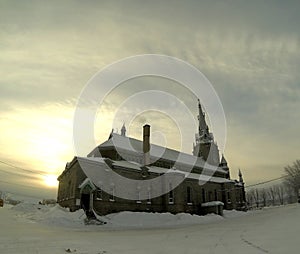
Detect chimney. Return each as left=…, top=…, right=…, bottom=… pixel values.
left=143, top=124, right=150, bottom=165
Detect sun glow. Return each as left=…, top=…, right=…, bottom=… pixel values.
left=44, top=175, right=58, bottom=187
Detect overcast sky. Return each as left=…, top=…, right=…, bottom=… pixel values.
left=1, top=0, right=300, bottom=199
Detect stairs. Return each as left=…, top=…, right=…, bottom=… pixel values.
left=85, top=209, right=97, bottom=220
left=83, top=208, right=106, bottom=225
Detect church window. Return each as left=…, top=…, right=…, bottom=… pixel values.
left=109, top=186, right=115, bottom=201
left=209, top=191, right=213, bottom=201
left=96, top=189, right=102, bottom=200
left=202, top=189, right=206, bottom=203
left=169, top=183, right=174, bottom=204
left=227, top=191, right=231, bottom=203
left=147, top=187, right=151, bottom=204
left=136, top=187, right=141, bottom=204
left=68, top=180, right=72, bottom=198
left=187, top=186, right=192, bottom=204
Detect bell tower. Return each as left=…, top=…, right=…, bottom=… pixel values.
left=193, top=99, right=220, bottom=165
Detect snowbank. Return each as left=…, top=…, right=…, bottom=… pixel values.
left=98, top=211, right=224, bottom=229
left=11, top=203, right=86, bottom=227
left=223, top=209, right=251, bottom=218
left=10, top=202, right=249, bottom=230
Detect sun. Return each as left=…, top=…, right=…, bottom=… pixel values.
left=44, top=175, right=58, bottom=187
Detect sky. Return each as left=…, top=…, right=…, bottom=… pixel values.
left=0, top=0, right=300, bottom=199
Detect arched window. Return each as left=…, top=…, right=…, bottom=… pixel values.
left=147, top=187, right=151, bottom=204
left=202, top=189, right=206, bottom=203
left=136, top=186, right=141, bottom=204
left=109, top=186, right=115, bottom=201
left=187, top=186, right=192, bottom=204
left=96, top=188, right=102, bottom=200
left=169, top=183, right=174, bottom=204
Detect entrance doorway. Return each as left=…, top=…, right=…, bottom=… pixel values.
left=80, top=182, right=95, bottom=212
left=81, top=193, right=90, bottom=211
left=79, top=178, right=97, bottom=217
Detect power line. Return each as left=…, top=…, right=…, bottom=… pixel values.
left=0, top=167, right=41, bottom=180
left=0, top=179, right=42, bottom=190
left=0, top=159, right=57, bottom=192
left=245, top=175, right=287, bottom=188
left=0, top=159, right=48, bottom=176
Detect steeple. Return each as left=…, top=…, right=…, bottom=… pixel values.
left=238, top=169, right=244, bottom=183
left=196, top=99, right=215, bottom=146
left=121, top=123, right=126, bottom=137
left=198, top=99, right=208, bottom=137
left=193, top=99, right=220, bottom=165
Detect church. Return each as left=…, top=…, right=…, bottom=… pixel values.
left=57, top=100, right=246, bottom=217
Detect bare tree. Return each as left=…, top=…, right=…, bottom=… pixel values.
left=284, top=160, right=300, bottom=194
left=246, top=191, right=254, bottom=208
left=260, top=188, right=268, bottom=207
left=268, top=186, right=276, bottom=206
left=274, top=184, right=285, bottom=205
left=249, top=188, right=260, bottom=208
left=285, top=185, right=296, bottom=203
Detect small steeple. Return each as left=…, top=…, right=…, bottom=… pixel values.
left=238, top=169, right=244, bottom=183
left=220, top=154, right=227, bottom=165
left=121, top=123, right=126, bottom=137
left=219, top=154, right=230, bottom=179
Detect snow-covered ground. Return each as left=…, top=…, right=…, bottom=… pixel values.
left=0, top=203, right=299, bottom=253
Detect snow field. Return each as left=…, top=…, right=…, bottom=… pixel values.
left=0, top=202, right=299, bottom=253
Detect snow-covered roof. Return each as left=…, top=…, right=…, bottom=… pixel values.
left=113, top=160, right=141, bottom=171
left=78, top=178, right=96, bottom=190
left=92, top=133, right=226, bottom=174
left=147, top=166, right=232, bottom=183
left=76, top=157, right=233, bottom=186
left=235, top=181, right=244, bottom=187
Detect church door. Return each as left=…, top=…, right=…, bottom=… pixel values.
left=80, top=184, right=93, bottom=212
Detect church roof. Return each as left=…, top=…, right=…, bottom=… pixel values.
left=89, top=133, right=226, bottom=174
left=76, top=157, right=234, bottom=186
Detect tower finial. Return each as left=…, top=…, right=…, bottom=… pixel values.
left=121, top=123, right=126, bottom=137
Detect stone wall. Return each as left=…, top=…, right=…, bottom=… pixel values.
left=57, top=157, right=244, bottom=215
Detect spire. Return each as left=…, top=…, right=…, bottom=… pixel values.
left=197, top=99, right=207, bottom=135
left=121, top=123, right=126, bottom=137
left=197, top=99, right=211, bottom=143
left=238, top=169, right=244, bottom=183
left=220, top=154, right=227, bottom=165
